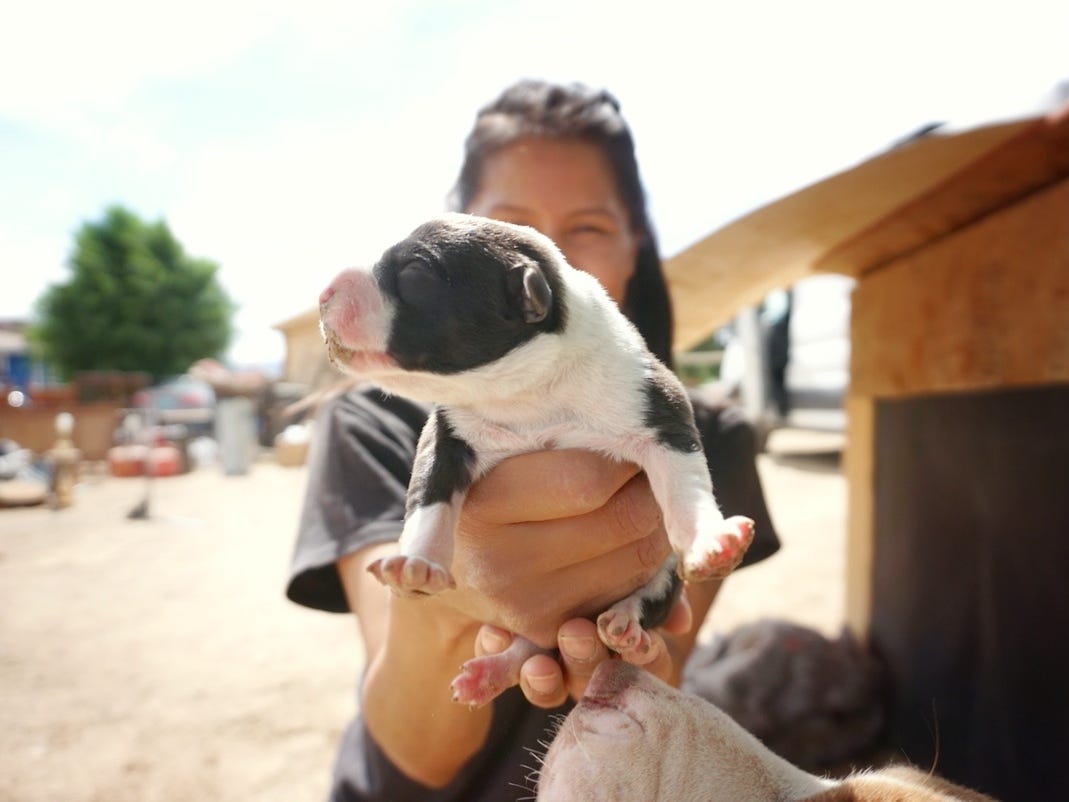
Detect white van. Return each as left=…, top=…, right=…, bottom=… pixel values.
left=717, top=274, right=854, bottom=442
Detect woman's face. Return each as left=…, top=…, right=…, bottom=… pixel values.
left=465, top=137, right=639, bottom=305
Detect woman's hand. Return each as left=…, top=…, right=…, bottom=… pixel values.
left=474, top=591, right=696, bottom=708
left=345, top=448, right=724, bottom=786
left=444, top=449, right=674, bottom=649
left=443, top=447, right=724, bottom=708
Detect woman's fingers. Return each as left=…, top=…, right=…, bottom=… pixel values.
left=557, top=618, right=611, bottom=701
left=516, top=619, right=614, bottom=709
left=477, top=616, right=687, bottom=708
left=460, top=472, right=668, bottom=579
left=463, top=450, right=640, bottom=525
left=474, top=625, right=567, bottom=708
left=556, top=617, right=680, bottom=699
left=474, top=624, right=513, bottom=658
left=518, top=653, right=569, bottom=709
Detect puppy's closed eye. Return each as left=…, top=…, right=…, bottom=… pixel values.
left=396, top=260, right=445, bottom=307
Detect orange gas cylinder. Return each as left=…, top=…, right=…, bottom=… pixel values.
left=147, top=444, right=183, bottom=477
left=108, top=445, right=148, bottom=477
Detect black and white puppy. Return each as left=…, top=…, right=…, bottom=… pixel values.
left=318, top=214, right=754, bottom=706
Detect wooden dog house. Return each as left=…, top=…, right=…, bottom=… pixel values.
left=665, top=105, right=1069, bottom=801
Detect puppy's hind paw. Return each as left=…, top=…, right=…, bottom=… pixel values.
left=450, top=634, right=544, bottom=708
left=597, top=608, right=653, bottom=659
left=367, top=555, right=455, bottom=598
left=680, top=515, right=755, bottom=583
left=450, top=656, right=515, bottom=709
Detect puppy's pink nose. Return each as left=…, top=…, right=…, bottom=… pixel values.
left=319, top=286, right=336, bottom=307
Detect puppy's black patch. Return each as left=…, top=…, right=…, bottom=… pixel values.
left=376, top=219, right=568, bottom=374
left=638, top=557, right=684, bottom=630
left=408, top=409, right=476, bottom=511
left=642, top=360, right=702, bottom=453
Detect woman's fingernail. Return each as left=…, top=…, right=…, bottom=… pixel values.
left=479, top=628, right=509, bottom=653
left=560, top=635, right=597, bottom=661
left=527, top=673, right=558, bottom=695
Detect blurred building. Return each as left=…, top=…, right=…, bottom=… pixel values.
left=0, top=321, right=40, bottom=394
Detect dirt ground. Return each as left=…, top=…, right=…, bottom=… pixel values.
left=0, top=428, right=846, bottom=802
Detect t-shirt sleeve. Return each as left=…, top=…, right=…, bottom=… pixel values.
left=693, top=399, right=781, bottom=567
left=286, top=388, right=429, bottom=612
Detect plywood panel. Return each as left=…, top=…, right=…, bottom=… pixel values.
left=869, top=386, right=1069, bottom=799
left=850, top=178, right=1069, bottom=398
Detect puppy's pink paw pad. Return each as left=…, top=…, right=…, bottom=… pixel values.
left=367, top=555, right=454, bottom=598
left=680, top=516, right=755, bottom=582
left=450, top=655, right=516, bottom=708
left=596, top=609, right=647, bottom=654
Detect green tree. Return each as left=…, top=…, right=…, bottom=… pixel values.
left=31, top=205, right=235, bottom=381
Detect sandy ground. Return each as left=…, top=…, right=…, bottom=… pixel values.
left=0, top=428, right=846, bottom=802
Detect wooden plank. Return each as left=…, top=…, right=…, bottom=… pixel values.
left=843, top=394, right=875, bottom=640
left=850, top=178, right=1069, bottom=398
left=817, top=106, right=1069, bottom=277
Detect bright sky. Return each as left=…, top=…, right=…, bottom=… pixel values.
left=2, top=0, right=1066, bottom=370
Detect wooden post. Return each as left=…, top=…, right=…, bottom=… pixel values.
left=843, top=394, right=874, bottom=640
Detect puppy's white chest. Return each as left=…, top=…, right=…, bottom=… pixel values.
left=445, top=402, right=639, bottom=475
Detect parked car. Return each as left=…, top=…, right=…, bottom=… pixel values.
left=718, top=275, right=853, bottom=444
left=130, top=375, right=216, bottom=434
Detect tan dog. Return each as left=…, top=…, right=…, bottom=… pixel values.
left=537, top=660, right=996, bottom=801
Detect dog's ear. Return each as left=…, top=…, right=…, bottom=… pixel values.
left=508, top=258, right=553, bottom=323
left=521, top=264, right=552, bottom=323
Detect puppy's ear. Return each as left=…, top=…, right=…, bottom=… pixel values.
left=508, top=259, right=553, bottom=323
left=522, top=265, right=552, bottom=323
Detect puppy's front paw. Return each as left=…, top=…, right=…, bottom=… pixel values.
left=367, top=555, right=455, bottom=598
left=680, top=515, right=755, bottom=582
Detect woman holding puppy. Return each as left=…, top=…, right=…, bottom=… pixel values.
left=288, top=79, right=780, bottom=800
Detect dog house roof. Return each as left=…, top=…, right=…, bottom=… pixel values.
left=665, top=103, right=1069, bottom=350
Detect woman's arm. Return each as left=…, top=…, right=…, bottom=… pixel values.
left=339, top=543, right=493, bottom=789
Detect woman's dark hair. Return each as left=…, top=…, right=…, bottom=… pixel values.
left=449, top=79, right=674, bottom=366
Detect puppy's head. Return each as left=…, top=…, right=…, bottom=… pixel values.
left=319, top=214, right=569, bottom=398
